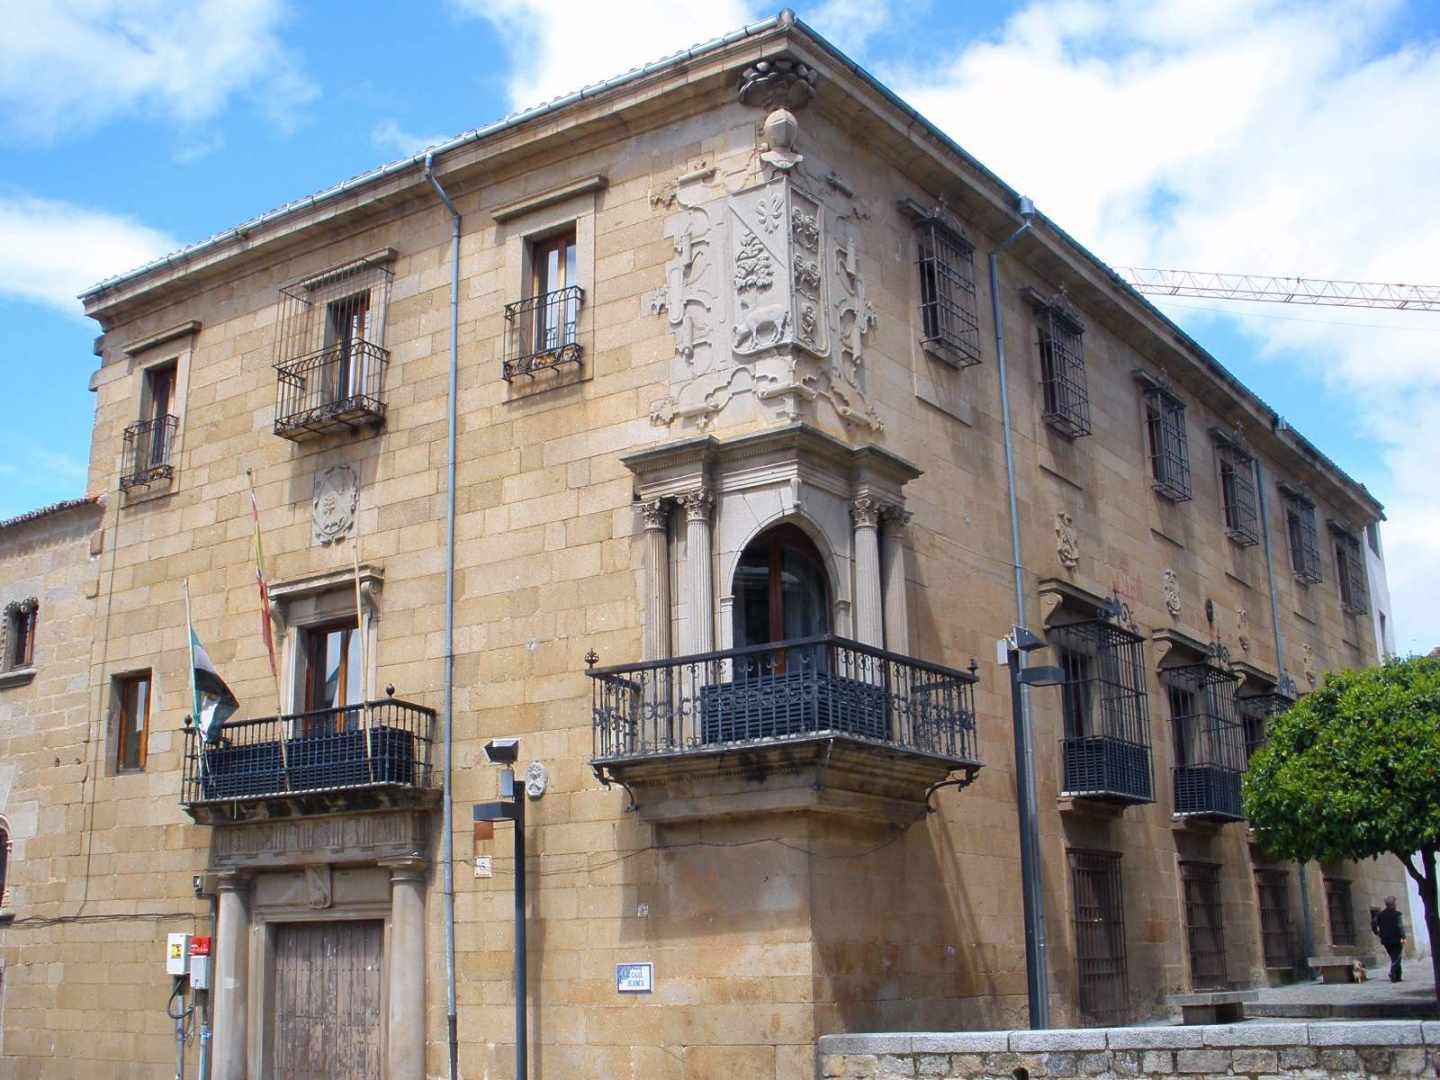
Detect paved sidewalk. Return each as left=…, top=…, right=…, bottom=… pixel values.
left=1247, top=961, right=1437, bottom=1019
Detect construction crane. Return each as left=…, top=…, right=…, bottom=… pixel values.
left=1116, top=267, right=1440, bottom=312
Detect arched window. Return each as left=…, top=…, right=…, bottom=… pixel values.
left=732, top=524, right=830, bottom=647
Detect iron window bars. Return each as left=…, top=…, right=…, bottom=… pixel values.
left=1049, top=618, right=1153, bottom=804
left=1281, top=486, right=1322, bottom=584
left=1164, top=658, right=1246, bottom=821
left=120, top=414, right=178, bottom=490
left=1212, top=431, right=1259, bottom=546
left=1069, top=850, right=1130, bottom=1026
left=1142, top=383, right=1192, bottom=501
left=272, top=256, right=393, bottom=439
left=1025, top=289, right=1091, bottom=437
left=503, top=285, right=584, bottom=381
left=1255, top=868, right=1294, bottom=968
left=1181, top=860, right=1228, bottom=989
left=914, top=212, right=981, bottom=368
left=1238, top=674, right=1298, bottom=761
left=587, top=634, right=980, bottom=767
left=1324, top=877, right=1357, bottom=947
left=180, top=697, right=435, bottom=808
left=1331, top=525, right=1370, bottom=614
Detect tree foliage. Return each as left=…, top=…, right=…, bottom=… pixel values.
left=1244, top=656, right=1440, bottom=864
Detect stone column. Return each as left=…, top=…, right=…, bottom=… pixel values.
left=678, top=489, right=714, bottom=655
left=383, top=858, right=428, bottom=1080
left=881, top=508, right=912, bottom=655
left=852, top=497, right=884, bottom=649
left=212, top=871, right=251, bottom=1080
left=637, top=499, right=672, bottom=662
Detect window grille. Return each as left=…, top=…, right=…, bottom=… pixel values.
left=1050, top=618, right=1152, bottom=803
left=120, top=414, right=178, bottom=490
left=1238, top=675, right=1298, bottom=761
left=1028, top=290, right=1090, bottom=437
left=1143, top=385, right=1192, bottom=501
left=1213, top=436, right=1259, bottom=546
left=1332, top=529, right=1369, bottom=614
left=914, top=214, right=981, bottom=367
left=1181, top=860, right=1228, bottom=989
left=1282, top=489, right=1322, bottom=584
left=272, top=255, right=392, bottom=439
left=1165, top=658, right=1245, bottom=820
left=1324, top=877, right=1356, bottom=947
left=1255, top=868, right=1293, bottom=968
left=1069, top=850, right=1129, bottom=1026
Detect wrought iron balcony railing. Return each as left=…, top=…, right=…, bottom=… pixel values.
left=180, top=698, right=435, bottom=820
left=120, top=414, right=178, bottom=490
left=273, top=341, right=389, bottom=439
left=504, top=285, right=583, bottom=381
left=587, top=635, right=980, bottom=766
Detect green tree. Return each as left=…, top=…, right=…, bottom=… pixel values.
left=1244, top=656, right=1440, bottom=998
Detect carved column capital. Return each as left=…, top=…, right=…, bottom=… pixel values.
left=215, top=870, right=252, bottom=895
left=635, top=498, right=671, bottom=532
left=379, top=857, right=429, bottom=884
left=678, top=489, right=713, bottom=523
left=881, top=505, right=913, bottom=531
left=851, top=496, right=883, bottom=529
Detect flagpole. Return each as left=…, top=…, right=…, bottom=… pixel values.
left=247, top=469, right=289, bottom=787
left=353, top=533, right=374, bottom=782
left=184, top=578, right=206, bottom=793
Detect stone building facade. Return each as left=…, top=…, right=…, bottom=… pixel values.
left=0, top=11, right=1411, bottom=1079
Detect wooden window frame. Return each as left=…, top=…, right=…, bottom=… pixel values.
left=2, top=598, right=38, bottom=672
left=114, top=671, right=153, bottom=772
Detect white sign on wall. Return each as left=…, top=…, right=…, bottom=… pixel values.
left=615, top=962, right=654, bottom=993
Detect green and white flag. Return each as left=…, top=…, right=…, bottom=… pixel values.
left=190, top=624, right=239, bottom=743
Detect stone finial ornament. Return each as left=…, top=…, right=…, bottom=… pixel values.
left=1162, top=569, right=1182, bottom=619
left=1055, top=512, right=1079, bottom=571
left=312, top=464, right=359, bottom=545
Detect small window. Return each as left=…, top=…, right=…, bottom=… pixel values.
left=914, top=214, right=981, bottom=368
left=1069, top=850, right=1128, bottom=1026
left=1180, top=860, right=1227, bottom=989
left=1324, top=877, right=1356, bottom=947
left=297, top=621, right=365, bottom=733
left=1142, top=385, right=1191, bottom=501
left=115, top=672, right=152, bottom=771
left=504, top=227, right=584, bottom=380
left=1255, top=869, right=1293, bottom=967
left=1213, top=436, right=1259, bottom=546
left=1282, top=490, right=1322, bottom=584
left=1334, top=530, right=1369, bottom=614
left=2, top=598, right=38, bottom=672
left=1365, top=521, right=1381, bottom=556
left=323, top=291, right=376, bottom=402
left=1028, top=290, right=1090, bottom=437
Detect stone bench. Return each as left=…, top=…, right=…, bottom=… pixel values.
left=1165, top=989, right=1258, bottom=1024
left=1309, top=954, right=1376, bottom=983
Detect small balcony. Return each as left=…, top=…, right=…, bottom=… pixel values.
left=273, top=342, right=389, bottom=440
left=587, top=635, right=981, bottom=825
left=120, top=414, right=178, bottom=490
left=504, top=286, right=583, bottom=381
left=1062, top=736, right=1154, bottom=804
left=1166, top=661, right=1247, bottom=823
left=181, top=698, right=436, bottom=824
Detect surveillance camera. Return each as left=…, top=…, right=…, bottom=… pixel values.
left=485, top=738, right=521, bottom=765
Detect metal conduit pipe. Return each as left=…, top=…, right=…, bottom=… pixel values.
left=423, top=151, right=462, bottom=1080
left=1253, top=454, right=1315, bottom=970
left=989, top=195, right=1049, bottom=1028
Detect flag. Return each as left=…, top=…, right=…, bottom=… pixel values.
left=190, top=625, right=239, bottom=742
left=248, top=484, right=279, bottom=684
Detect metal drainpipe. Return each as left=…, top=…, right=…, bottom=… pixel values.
left=989, top=196, right=1047, bottom=1028
left=1253, top=453, right=1314, bottom=972
left=423, top=151, right=461, bottom=1080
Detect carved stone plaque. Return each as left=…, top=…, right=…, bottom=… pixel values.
left=312, top=465, right=358, bottom=545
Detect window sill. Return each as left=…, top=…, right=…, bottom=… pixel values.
left=920, top=338, right=981, bottom=371
left=1151, top=482, right=1193, bottom=504
left=1226, top=530, right=1260, bottom=548
left=0, top=666, right=36, bottom=689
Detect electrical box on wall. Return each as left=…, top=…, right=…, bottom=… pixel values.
left=189, top=936, right=212, bottom=990
left=166, top=933, right=192, bottom=976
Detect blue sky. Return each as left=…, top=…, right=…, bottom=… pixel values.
left=2, top=0, right=1438, bottom=652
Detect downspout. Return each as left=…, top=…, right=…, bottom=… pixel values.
left=990, top=195, right=1048, bottom=1027
left=424, top=151, right=461, bottom=1080
left=1254, top=453, right=1314, bottom=971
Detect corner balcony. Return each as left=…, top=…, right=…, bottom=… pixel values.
left=587, top=636, right=981, bottom=826
left=273, top=342, right=389, bottom=440
left=181, top=698, right=436, bottom=824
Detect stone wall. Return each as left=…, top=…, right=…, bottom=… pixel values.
left=819, top=1022, right=1440, bottom=1079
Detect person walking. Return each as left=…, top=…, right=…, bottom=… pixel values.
left=1371, top=896, right=1407, bottom=982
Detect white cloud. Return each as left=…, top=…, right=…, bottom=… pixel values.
left=370, top=119, right=450, bottom=159
left=0, top=0, right=317, bottom=142
left=0, top=195, right=178, bottom=314
left=887, top=0, right=1440, bottom=653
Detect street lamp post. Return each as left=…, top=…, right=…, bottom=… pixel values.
left=474, top=738, right=527, bottom=1080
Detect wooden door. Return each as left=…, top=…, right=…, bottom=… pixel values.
left=272, top=920, right=384, bottom=1079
